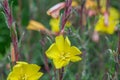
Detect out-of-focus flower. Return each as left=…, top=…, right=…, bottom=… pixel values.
left=7, top=61, right=43, bottom=80
left=100, top=0, right=107, bottom=13
left=46, top=35, right=82, bottom=69
left=49, top=18, right=71, bottom=33
left=85, top=0, right=97, bottom=9
left=92, top=31, right=99, bottom=43
left=85, top=0, right=98, bottom=17
left=95, top=17, right=118, bottom=34
left=49, top=18, right=60, bottom=33
left=109, top=7, right=120, bottom=20
left=87, top=10, right=97, bottom=17
left=27, top=20, right=47, bottom=31
left=94, top=8, right=119, bottom=34
left=47, top=2, right=65, bottom=18
left=72, top=0, right=78, bottom=7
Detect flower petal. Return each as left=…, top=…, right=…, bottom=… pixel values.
left=16, top=61, right=28, bottom=65
left=24, top=64, right=41, bottom=76
left=53, top=59, right=70, bottom=69
left=27, top=20, right=46, bottom=31
left=70, top=46, right=82, bottom=55
left=64, top=36, right=71, bottom=52
left=95, top=16, right=117, bottom=34
left=65, top=36, right=71, bottom=47
left=70, top=56, right=82, bottom=62
left=46, top=43, right=60, bottom=59
left=28, top=72, right=43, bottom=80
left=55, top=35, right=65, bottom=51
left=49, top=18, right=60, bottom=33
left=7, top=72, right=20, bottom=80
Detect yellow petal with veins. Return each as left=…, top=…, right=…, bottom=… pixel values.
left=55, top=35, right=65, bottom=51
left=46, top=43, right=60, bottom=59
left=70, top=56, right=82, bottom=62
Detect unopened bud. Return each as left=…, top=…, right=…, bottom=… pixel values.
left=104, top=12, right=109, bottom=26
left=92, top=31, right=99, bottom=43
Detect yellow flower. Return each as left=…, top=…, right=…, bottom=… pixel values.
left=85, top=0, right=97, bottom=9
left=49, top=18, right=60, bottom=33
left=95, top=8, right=119, bottom=34
left=7, top=61, right=43, bottom=80
left=100, top=0, right=106, bottom=8
left=95, top=16, right=118, bottom=34
left=49, top=18, right=71, bottom=33
left=109, top=7, right=120, bottom=20
left=46, top=35, right=82, bottom=69
left=27, top=20, right=47, bottom=31
left=72, top=0, right=78, bottom=7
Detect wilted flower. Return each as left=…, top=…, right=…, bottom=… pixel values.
left=46, top=35, right=82, bottom=69
left=27, top=20, right=47, bottom=31
left=47, top=0, right=77, bottom=18
left=47, top=2, right=65, bottom=18
left=7, top=61, right=43, bottom=80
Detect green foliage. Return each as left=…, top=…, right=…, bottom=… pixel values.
left=0, top=12, right=10, bottom=56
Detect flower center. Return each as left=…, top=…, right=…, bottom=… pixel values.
left=60, top=52, right=70, bottom=60
left=19, top=74, right=28, bottom=80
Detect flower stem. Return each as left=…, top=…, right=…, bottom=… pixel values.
left=58, top=67, right=64, bottom=80
left=2, top=0, right=19, bottom=63
left=60, top=0, right=72, bottom=35
left=10, top=24, right=19, bottom=63
left=43, top=53, right=52, bottom=80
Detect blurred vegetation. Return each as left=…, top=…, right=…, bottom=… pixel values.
left=0, top=0, right=120, bottom=80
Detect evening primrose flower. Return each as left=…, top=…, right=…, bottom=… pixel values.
left=95, top=16, right=118, bottom=34
left=49, top=18, right=71, bottom=33
left=7, top=61, right=43, bottom=80
left=94, top=8, right=119, bottom=34
left=46, top=35, right=82, bottom=69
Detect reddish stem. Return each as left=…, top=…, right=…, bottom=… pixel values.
left=43, top=54, right=52, bottom=80
left=118, top=31, right=120, bottom=64
left=97, top=0, right=101, bottom=12
left=79, top=0, right=85, bottom=30
left=59, top=67, right=64, bottom=80
left=60, top=0, right=72, bottom=34
left=2, top=0, right=19, bottom=62
left=10, top=27, right=19, bottom=62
